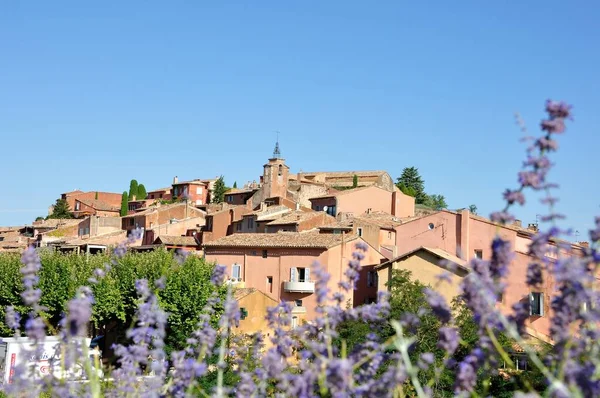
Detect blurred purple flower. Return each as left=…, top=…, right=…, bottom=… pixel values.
left=425, top=288, right=451, bottom=324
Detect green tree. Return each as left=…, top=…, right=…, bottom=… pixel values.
left=469, top=204, right=478, bottom=215
left=35, top=216, right=45, bottom=221
left=95, top=191, right=99, bottom=200
left=211, top=176, right=227, bottom=204
left=137, top=184, right=147, bottom=200
left=128, top=180, right=139, bottom=201
left=352, top=174, right=358, bottom=188
left=396, top=167, right=427, bottom=204
left=398, top=183, right=417, bottom=198
left=423, top=194, right=448, bottom=210
left=120, top=191, right=128, bottom=216
left=233, top=181, right=237, bottom=189
left=47, top=199, right=73, bottom=219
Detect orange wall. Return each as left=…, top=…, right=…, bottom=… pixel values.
left=336, top=186, right=392, bottom=217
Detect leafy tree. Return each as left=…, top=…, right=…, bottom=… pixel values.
left=211, top=176, right=227, bottom=204
left=128, top=180, right=139, bottom=201
left=398, top=183, right=417, bottom=198
left=423, top=194, right=448, bottom=210
left=396, top=167, right=427, bottom=204
left=137, top=184, right=147, bottom=200
left=233, top=181, right=237, bottom=189
left=469, top=204, right=478, bottom=215
left=35, top=216, right=45, bottom=221
left=47, top=199, right=73, bottom=219
left=120, top=191, right=128, bottom=216
left=352, top=174, right=358, bottom=188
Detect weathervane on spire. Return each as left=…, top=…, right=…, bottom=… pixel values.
left=273, top=131, right=282, bottom=159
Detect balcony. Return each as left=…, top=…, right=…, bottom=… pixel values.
left=283, top=281, right=315, bottom=293
left=291, top=306, right=307, bottom=314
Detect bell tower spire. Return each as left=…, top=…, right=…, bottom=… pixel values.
left=272, top=131, right=282, bottom=159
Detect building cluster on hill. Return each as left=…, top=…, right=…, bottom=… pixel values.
left=0, top=141, right=588, bottom=345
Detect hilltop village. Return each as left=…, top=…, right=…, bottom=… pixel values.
left=0, top=143, right=587, bottom=344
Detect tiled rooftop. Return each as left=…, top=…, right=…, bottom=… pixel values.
left=353, top=211, right=408, bottom=229
left=32, top=219, right=80, bottom=229
left=155, top=235, right=199, bottom=246
left=309, top=185, right=379, bottom=200
left=76, top=198, right=120, bottom=212
left=203, top=231, right=358, bottom=249
left=266, top=211, right=332, bottom=226
left=297, top=170, right=388, bottom=178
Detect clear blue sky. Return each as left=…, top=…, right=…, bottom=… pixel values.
left=1, top=1, right=598, bottom=241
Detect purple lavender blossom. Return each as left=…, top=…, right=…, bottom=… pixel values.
left=5, top=306, right=20, bottom=331
left=424, top=288, right=451, bottom=324
left=503, top=189, right=526, bottom=206
left=438, top=326, right=459, bottom=354
left=211, top=264, right=227, bottom=286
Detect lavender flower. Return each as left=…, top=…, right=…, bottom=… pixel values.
left=211, top=264, right=227, bottom=286
left=424, top=288, right=451, bottom=324
left=438, top=326, right=459, bottom=354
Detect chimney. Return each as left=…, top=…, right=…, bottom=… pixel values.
left=527, top=223, right=539, bottom=232
left=513, top=219, right=522, bottom=227
left=173, top=176, right=178, bottom=184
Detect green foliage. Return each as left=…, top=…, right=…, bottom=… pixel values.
left=422, top=193, right=448, bottom=210
left=352, top=174, right=358, bottom=188
left=137, top=184, right=147, bottom=200
left=0, top=249, right=223, bottom=354
left=469, top=204, right=478, bottom=215
left=128, top=180, right=139, bottom=201
left=233, top=181, right=237, bottom=189
left=211, top=176, right=227, bottom=204
left=35, top=216, right=45, bottom=221
left=396, top=167, right=427, bottom=204
left=120, top=192, right=128, bottom=217
left=47, top=198, right=73, bottom=219
left=398, top=183, right=417, bottom=198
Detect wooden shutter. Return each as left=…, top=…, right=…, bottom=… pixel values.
left=305, top=267, right=311, bottom=282
left=290, top=267, right=297, bottom=282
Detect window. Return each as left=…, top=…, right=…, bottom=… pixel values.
left=227, top=196, right=233, bottom=203
left=278, top=164, right=283, bottom=176
left=295, top=299, right=303, bottom=307
left=530, top=292, right=544, bottom=316
left=197, top=187, right=203, bottom=194
left=75, top=202, right=80, bottom=211
left=365, top=297, right=377, bottom=304
left=206, top=217, right=213, bottom=231
left=367, top=271, right=377, bottom=287
left=388, top=231, right=392, bottom=239
left=513, top=355, right=528, bottom=371
left=247, top=217, right=254, bottom=229
left=79, top=228, right=84, bottom=236
left=357, top=227, right=363, bottom=237
left=316, top=205, right=321, bottom=211
left=291, top=316, right=298, bottom=329
left=232, top=264, right=241, bottom=281
left=291, top=267, right=310, bottom=282
left=262, top=250, right=268, bottom=258
left=240, top=307, right=248, bottom=320
left=267, top=276, right=273, bottom=293
left=474, top=249, right=483, bottom=259
left=159, top=193, right=163, bottom=198
left=129, top=218, right=135, bottom=226
left=326, top=205, right=337, bottom=217
left=236, top=222, right=242, bottom=232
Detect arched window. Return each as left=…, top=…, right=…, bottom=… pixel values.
left=278, top=164, right=283, bottom=176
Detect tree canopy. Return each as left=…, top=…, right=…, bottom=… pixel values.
left=396, top=167, right=427, bottom=204
left=120, top=192, right=128, bottom=216
left=128, top=180, right=139, bottom=201
left=47, top=198, right=73, bottom=219
left=211, top=176, right=227, bottom=204
left=137, top=184, right=147, bottom=200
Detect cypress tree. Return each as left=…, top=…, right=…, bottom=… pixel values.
left=137, top=184, right=147, bottom=200
left=129, top=180, right=138, bottom=201
left=120, top=191, right=129, bottom=216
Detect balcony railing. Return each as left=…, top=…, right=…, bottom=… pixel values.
left=283, top=280, right=315, bottom=293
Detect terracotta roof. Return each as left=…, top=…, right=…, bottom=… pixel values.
left=154, top=235, right=199, bottom=246
left=31, top=219, right=80, bottom=229
left=121, top=202, right=205, bottom=218
left=203, top=231, right=359, bottom=249
left=65, top=230, right=128, bottom=246
left=226, top=188, right=258, bottom=195
left=233, top=287, right=257, bottom=300
left=0, top=227, right=25, bottom=233
left=76, top=199, right=120, bottom=212
left=266, top=211, right=331, bottom=226
left=147, top=187, right=171, bottom=193
left=353, top=212, right=412, bottom=230
left=318, top=220, right=353, bottom=230
left=173, top=180, right=208, bottom=186
left=376, top=246, right=469, bottom=272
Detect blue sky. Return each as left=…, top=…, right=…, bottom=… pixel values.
left=1, top=1, right=598, bottom=241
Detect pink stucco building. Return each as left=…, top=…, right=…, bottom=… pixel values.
left=309, top=185, right=415, bottom=220
left=203, top=232, right=385, bottom=324
left=390, top=209, right=586, bottom=342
